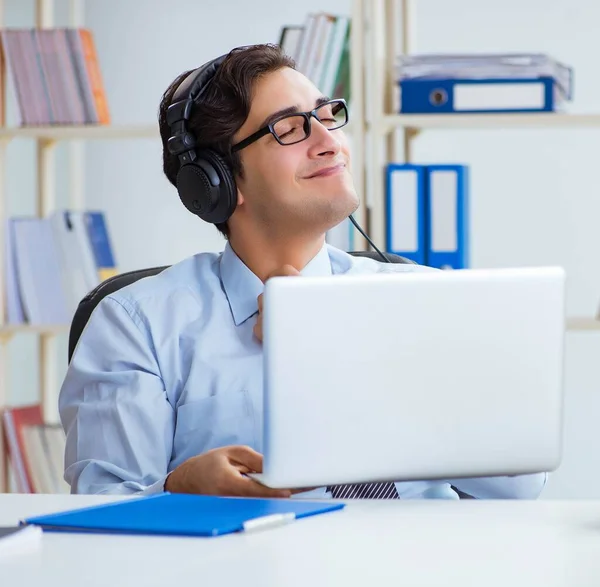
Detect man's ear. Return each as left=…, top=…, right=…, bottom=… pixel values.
left=236, top=188, right=245, bottom=207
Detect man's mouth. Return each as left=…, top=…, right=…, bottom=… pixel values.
left=305, top=163, right=346, bottom=179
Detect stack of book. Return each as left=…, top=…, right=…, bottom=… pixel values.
left=279, top=12, right=351, bottom=103
left=2, top=404, right=70, bottom=494
left=395, top=53, right=573, bottom=114
left=0, top=28, right=110, bottom=125
left=4, top=210, right=117, bottom=325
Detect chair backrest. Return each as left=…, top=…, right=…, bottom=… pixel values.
left=68, top=250, right=414, bottom=362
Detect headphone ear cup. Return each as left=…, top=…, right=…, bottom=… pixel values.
left=176, top=149, right=237, bottom=225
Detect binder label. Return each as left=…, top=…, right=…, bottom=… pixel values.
left=430, top=170, right=458, bottom=252
left=454, top=82, right=545, bottom=111
left=390, top=170, right=418, bottom=252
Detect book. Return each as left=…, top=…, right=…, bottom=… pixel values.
left=2, top=404, right=44, bottom=493
left=24, top=492, right=345, bottom=537
left=278, top=12, right=351, bottom=103
left=5, top=209, right=117, bottom=325
left=1, top=405, right=69, bottom=494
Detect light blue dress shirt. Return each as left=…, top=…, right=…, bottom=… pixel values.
left=59, top=242, right=547, bottom=499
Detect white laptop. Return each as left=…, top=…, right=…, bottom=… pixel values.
left=250, top=266, right=566, bottom=489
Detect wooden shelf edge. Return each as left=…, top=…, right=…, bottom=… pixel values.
left=1, top=318, right=596, bottom=340
left=377, top=112, right=600, bottom=133
left=0, top=324, right=70, bottom=342
left=0, top=124, right=158, bottom=141
left=566, top=317, right=600, bottom=331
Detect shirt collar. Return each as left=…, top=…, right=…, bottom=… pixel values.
left=219, top=241, right=333, bottom=326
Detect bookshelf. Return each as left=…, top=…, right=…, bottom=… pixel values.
left=0, top=0, right=161, bottom=492
left=359, top=0, right=600, bottom=332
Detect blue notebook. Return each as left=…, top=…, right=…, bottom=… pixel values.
left=23, top=493, right=344, bottom=537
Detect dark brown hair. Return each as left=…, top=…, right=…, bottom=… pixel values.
left=158, top=44, right=295, bottom=238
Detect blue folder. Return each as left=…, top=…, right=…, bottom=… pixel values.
left=385, top=163, right=427, bottom=265
left=23, top=493, right=344, bottom=537
left=399, top=76, right=559, bottom=114
left=425, top=164, right=469, bottom=270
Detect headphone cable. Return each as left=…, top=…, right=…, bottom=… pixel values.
left=348, top=214, right=390, bottom=263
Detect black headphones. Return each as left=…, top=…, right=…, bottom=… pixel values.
left=166, top=54, right=238, bottom=225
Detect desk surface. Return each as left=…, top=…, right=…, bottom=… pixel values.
left=2, top=494, right=600, bottom=586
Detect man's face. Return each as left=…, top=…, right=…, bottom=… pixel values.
left=232, top=67, right=359, bottom=238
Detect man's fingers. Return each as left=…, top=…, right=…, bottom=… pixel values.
left=227, top=445, right=263, bottom=473
left=234, top=475, right=292, bottom=499
left=290, top=486, right=317, bottom=494
left=255, top=266, right=299, bottom=343
left=253, top=319, right=263, bottom=341
left=266, top=264, right=301, bottom=280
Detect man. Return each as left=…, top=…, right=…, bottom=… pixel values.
left=59, top=44, right=546, bottom=499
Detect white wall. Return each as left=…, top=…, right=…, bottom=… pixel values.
left=8, top=0, right=599, bottom=497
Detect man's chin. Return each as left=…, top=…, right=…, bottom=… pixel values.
left=322, top=197, right=360, bottom=231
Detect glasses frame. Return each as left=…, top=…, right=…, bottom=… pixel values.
left=231, top=98, right=349, bottom=153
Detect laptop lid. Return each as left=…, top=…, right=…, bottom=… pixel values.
left=257, top=266, right=565, bottom=489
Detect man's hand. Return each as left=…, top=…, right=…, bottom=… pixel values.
left=254, top=265, right=301, bottom=342
left=164, top=445, right=304, bottom=497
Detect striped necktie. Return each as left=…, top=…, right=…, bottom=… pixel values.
left=328, top=481, right=399, bottom=499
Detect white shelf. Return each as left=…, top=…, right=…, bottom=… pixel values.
left=1, top=319, right=594, bottom=339
left=566, top=317, right=600, bottom=331
left=0, top=124, right=158, bottom=142
left=378, top=113, right=600, bottom=134
left=0, top=324, right=70, bottom=342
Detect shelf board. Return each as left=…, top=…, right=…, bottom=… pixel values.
left=566, top=317, right=600, bottom=331
left=0, top=323, right=70, bottom=341
left=0, top=318, right=596, bottom=341
left=380, top=113, right=600, bottom=133
left=0, top=124, right=158, bottom=141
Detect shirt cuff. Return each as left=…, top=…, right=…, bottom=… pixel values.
left=139, top=474, right=169, bottom=495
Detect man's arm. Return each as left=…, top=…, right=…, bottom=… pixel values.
left=59, top=295, right=175, bottom=495
left=449, top=472, right=548, bottom=499
left=59, top=294, right=300, bottom=498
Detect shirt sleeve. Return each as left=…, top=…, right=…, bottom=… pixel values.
left=448, top=472, right=548, bottom=499
left=59, top=295, right=175, bottom=495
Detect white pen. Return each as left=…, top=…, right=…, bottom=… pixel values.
left=242, top=513, right=296, bottom=533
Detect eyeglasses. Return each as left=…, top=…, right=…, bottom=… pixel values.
left=231, top=98, right=349, bottom=153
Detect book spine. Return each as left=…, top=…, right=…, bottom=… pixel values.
left=78, top=29, right=110, bottom=124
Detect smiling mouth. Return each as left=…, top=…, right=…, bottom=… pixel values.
left=305, top=164, right=345, bottom=179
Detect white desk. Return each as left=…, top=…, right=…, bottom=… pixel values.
left=2, top=494, right=600, bottom=586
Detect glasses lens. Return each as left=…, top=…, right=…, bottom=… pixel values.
left=271, top=101, right=348, bottom=145
left=316, top=100, right=347, bottom=129
left=273, top=115, right=309, bottom=145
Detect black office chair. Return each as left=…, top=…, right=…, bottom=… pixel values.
left=66, top=250, right=474, bottom=499
left=68, top=250, right=414, bottom=361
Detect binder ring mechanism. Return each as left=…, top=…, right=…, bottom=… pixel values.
left=429, top=88, right=448, bottom=107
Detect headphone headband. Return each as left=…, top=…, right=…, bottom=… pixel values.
left=172, top=55, right=226, bottom=105
left=166, top=55, right=226, bottom=161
